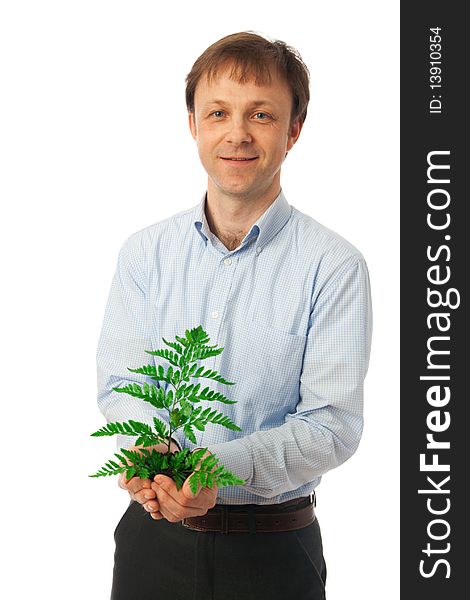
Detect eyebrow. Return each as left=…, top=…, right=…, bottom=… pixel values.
left=202, top=99, right=277, bottom=110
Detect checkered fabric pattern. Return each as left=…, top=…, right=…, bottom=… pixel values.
left=97, top=190, right=372, bottom=505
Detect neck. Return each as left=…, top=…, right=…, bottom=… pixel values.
left=205, top=183, right=281, bottom=251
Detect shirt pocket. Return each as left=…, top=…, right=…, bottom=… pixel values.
left=238, top=319, right=307, bottom=403
left=247, top=319, right=307, bottom=356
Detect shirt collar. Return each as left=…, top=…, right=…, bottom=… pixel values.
left=193, top=190, right=292, bottom=252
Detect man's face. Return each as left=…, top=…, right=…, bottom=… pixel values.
left=189, top=65, right=302, bottom=203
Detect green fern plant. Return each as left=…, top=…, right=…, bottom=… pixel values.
left=90, top=325, right=245, bottom=495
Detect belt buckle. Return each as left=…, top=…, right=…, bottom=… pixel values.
left=309, top=491, right=316, bottom=507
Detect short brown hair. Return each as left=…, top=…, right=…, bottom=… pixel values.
left=185, top=31, right=310, bottom=124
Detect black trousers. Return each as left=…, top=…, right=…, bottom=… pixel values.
left=111, top=500, right=327, bottom=600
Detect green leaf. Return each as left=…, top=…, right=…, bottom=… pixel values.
left=186, top=326, right=210, bottom=345
left=112, top=384, right=165, bottom=409
left=152, top=417, right=169, bottom=440
left=201, top=454, right=218, bottom=471
left=188, top=472, right=200, bottom=496
left=189, top=447, right=206, bottom=465
left=183, top=424, right=197, bottom=444
left=191, top=345, right=224, bottom=362
left=126, top=466, right=136, bottom=479
left=170, top=409, right=181, bottom=428
left=91, top=326, right=245, bottom=489
left=191, top=366, right=236, bottom=386
left=137, top=466, right=150, bottom=479
left=192, top=420, right=205, bottom=431
left=161, top=337, right=184, bottom=355
left=180, top=399, right=193, bottom=418
left=127, top=364, right=169, bottom=383
left=90, top=420, right=163, bottom=445
left=145, top=348, right=180, bottom=367
left=165, top=388, right=174, bottom=408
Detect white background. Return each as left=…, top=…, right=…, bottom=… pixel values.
left=0, top=1, right=399, bottom=598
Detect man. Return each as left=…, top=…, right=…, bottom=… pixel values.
left=97, top=31, right=372, bottom=600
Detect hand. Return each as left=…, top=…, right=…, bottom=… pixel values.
left=147, top=450, right=218, bottom=522
left=118, top=440, right=179, bottom=518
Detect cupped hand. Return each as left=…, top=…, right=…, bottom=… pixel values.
left=118, top=441, right=178, bottom=518
left=146, top=449, right=219, bottom=522
left=148, top=473, right=218, bottom=522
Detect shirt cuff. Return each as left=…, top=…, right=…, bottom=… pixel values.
left=206, top=438, right=253, bottom=484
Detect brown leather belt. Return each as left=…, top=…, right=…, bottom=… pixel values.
left=181, top=493, right=315, bottom=534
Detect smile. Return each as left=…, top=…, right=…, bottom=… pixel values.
left=220, top=157, right=258, bottom=161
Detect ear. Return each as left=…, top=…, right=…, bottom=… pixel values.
left=286, top=118, right=303, bottom=152
left=188, top=112, right=197, bottom=140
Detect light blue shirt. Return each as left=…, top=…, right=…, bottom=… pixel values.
left=97, top=190, right=372, bottom=505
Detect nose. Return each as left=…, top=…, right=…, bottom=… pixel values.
left=225, top=117, right=252, bottom=145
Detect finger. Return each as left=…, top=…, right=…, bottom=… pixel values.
left=126, top=477, right=152, bottom=496
left=119, top=471, right=149, bottom=490
left=153, top=481, right=210, bottom=522
left=118, top=472, right=133, bottom=490
left=134, top=487, right=157, bottom=504
left=195, top=485, right=218, bottom=511
left=182, top=477, right=201, bottom=499
left=152, top=475, right=218, bottom=509
left=152, top=485, right=193, bottom=522
left=152, top=475, right=179, bottom=500
left=182, top=474, right=219, bottom=503
left=142, top=500, right=163, bottom=520
left=143, top=499, right=160, bottom=513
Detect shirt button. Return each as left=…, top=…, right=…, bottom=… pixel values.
left=223, top=258, right=232, bottom=266
left=256, top=246, right=262, bottom=255
left=211, top=310, right=219, bottom=319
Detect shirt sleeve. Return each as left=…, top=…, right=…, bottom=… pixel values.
left=208, top=256, right=372, bottom=498
left=96, top=234, right=180, bottom=450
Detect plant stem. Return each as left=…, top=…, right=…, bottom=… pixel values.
left=166, top=371, right=183, bottom=454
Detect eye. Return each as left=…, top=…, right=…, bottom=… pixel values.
left=211, top=110, right=225, bottom=118
left=253, top=112, right=271, bottom=120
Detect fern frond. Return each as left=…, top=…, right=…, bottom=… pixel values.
left=190, top=346, right=223, bottom=362
left=200, top=453, right=219, bottom=471
left=120, top=448, right=146, bottom=464
left=214, top=471, right=246, bottom=487
left=90, top=325, right=244, bottom=491
left=152, top=417, right=169, bottom=440
left=190, top=365, right=235, bottom=385
left=176, top=382, right=195, bottom=399
left=183, top=424, right=197, bottom=444
left=185, top=326, right=211, bottom=345
left=128, top=364, right=169, bottom=383
left=188, top=385, right=236, bottom=405
left=187, top=452, right=246, bottom=493
left=174, top=335, right=190, bottom=349
left=89, top=460, right=126, bottom=478
left=113, top=382, right=166, bottom=409
left=179, top=399, right=193, bottom=418
left=90, top=420, right=161, bottom=446
left=145, top=348, right=180, bottom=367
left=189, top=448, right=208, bottom=466
left=190, top=407, right=241, bottom=432
left=161, top=337, right=184, bottom=355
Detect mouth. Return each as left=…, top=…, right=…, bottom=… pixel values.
left=220, top=156, right=258, bottom=162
